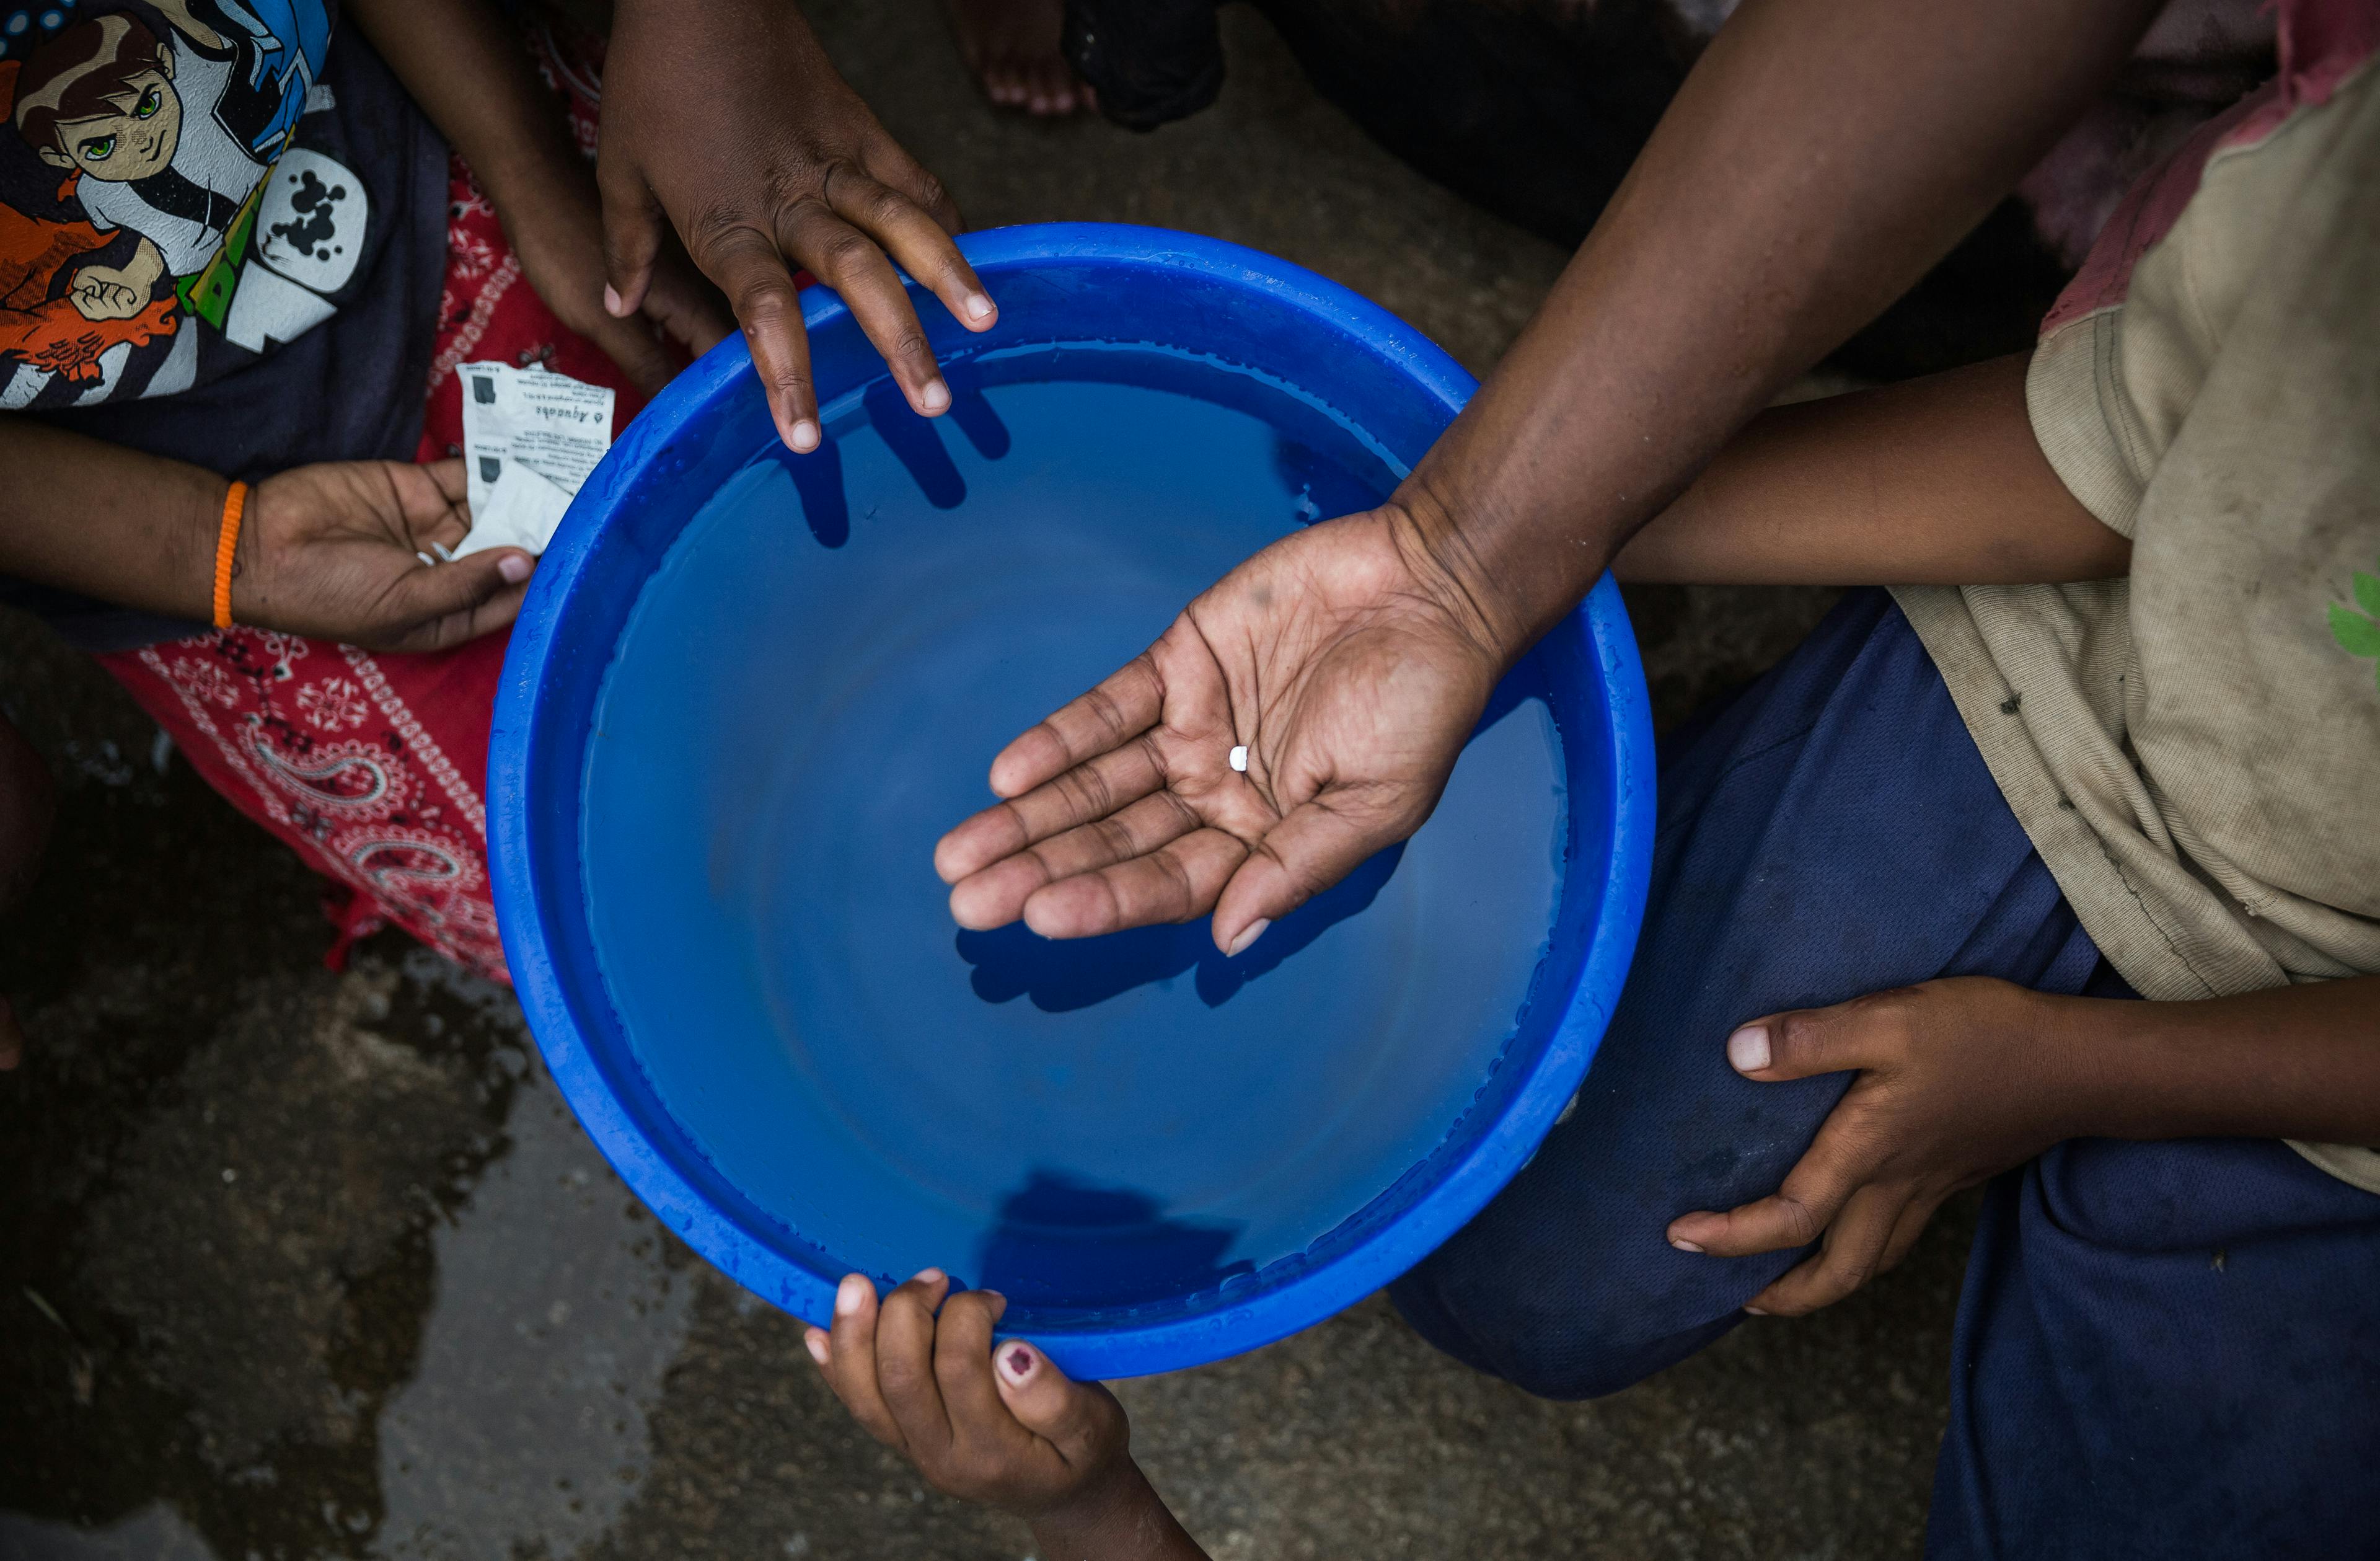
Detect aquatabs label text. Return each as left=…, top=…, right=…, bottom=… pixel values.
left=456, top=361, right=617, bottom=559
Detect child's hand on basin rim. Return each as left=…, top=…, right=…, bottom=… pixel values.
left=807, top=1268, right=1210, bottom=1559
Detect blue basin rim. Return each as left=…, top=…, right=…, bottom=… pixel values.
left=487, top=222, right=1657, bottom=1379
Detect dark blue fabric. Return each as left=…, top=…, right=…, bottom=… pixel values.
left=1390, top=589, right=2109, bottom=1396
left=1933, top=1136, right=2380, bottom=1559
left=1388, top=588, right=2380, bottom=1555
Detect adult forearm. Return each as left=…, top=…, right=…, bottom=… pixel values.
left=0, top=420, right=224, bottom=619
left=2055, top=978, right=2380, bottom=1146
left=1393, top=0, right=2164, bottom=661
left=1611, top=354, right=2131, bottom=587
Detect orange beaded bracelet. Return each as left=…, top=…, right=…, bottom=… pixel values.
left=211, top=479, right=247, bottom=631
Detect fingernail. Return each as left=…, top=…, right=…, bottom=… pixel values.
left=1669, top=1237, right=1704, bottom=1254
left=804, top=1329, right=829, bottom=1365
left=789, top=419, right=821, bottom=453
left=835, top=1275, right=868, bottom=1316
left=964, top=292, right=995, bottom=322
left=914, top=1267, right=946, bottom=1286
left=997, top=1342, right=1036, bottom=1384
left=919, top=378, right=951, bottom=413
left=1727, top=1024, right=1770, bottom=1074
left=497, top=554, right=532, bottom=584
left=603, top=283, right=624, bottom=316
left=1226, top=919, right=1271, bottom=957
left=1743, top=1305, right=1769, bottom=1317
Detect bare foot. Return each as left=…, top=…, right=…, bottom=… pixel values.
left=947, top=0, right=1095, bottom=117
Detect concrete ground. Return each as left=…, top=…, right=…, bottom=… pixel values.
left=1, top=4, right=1975, bottom=1557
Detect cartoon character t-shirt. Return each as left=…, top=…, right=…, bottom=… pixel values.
left=0, top=0, right=446, bottom=649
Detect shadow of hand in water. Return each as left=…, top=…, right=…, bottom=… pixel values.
left=957, top=842, right=1407, bottom=1012
left=770, top=371, right=1013, bottom=546
left=974, top=1170, right=1252, bottom=1311
left=857, top=366, right=1013, bottom=513
left=769, top=433, right=850, bottom=546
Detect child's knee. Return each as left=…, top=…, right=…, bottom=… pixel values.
left=1390, top=1224, right=1760, bottom=1400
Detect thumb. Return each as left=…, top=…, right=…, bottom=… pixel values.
left=1209, top=787, right=1419, bottom=956
left=991, top=1341, right=1122, bottom=1466
left=597, top=161, right=665, bottom=321
left=373, top=550, right=534, bottom=652
left=1726, top=1001, right=1877, bottom=1082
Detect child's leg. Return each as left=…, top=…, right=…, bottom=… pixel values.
left=1389, top=589, right=2114, bottom=1398
left=89, top=21, right=650, bottom=983
left=1929, top=1138, right=2380, bottom=1557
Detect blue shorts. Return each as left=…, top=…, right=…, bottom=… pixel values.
left=1390, top=590, right=2380, bottom=1557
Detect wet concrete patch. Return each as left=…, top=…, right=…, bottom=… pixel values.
left=1, top=939, right=532, bottom=1558
left=371, top=1037, right=695, bottom=1561
left=77, top=968, right=491, bottom=1473
left=1, top=929, right=701, bottom=1561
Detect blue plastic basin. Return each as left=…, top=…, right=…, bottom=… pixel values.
left=488, top=223, right=1653, bottom=1378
